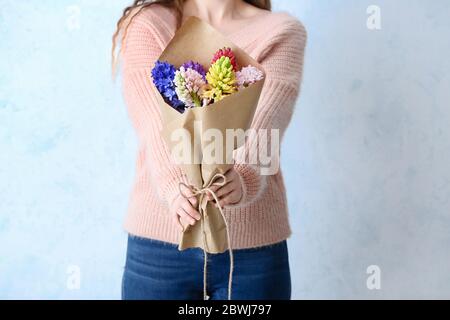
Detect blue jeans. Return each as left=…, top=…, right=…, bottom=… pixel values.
left=122, top=235, right=291, bottom=300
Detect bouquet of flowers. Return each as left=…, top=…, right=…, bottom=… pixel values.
left=151, top=17, right=265, bottom=255
left=152, top=49, right=264, bottom=112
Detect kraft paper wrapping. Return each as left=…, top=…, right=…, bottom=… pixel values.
left=155, top=17, right=265, bottom=254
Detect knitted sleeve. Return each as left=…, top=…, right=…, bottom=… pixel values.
left=231, top=18, right=308, bottom=207
left=121, top=11, right=189, bottom=206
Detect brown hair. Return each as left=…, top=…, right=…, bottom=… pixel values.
left=112, top=0, right=272, bottom=75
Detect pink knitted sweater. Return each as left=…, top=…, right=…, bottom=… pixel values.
left=121, top=5, right=307, bottom=249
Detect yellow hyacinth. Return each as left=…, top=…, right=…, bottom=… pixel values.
left=203, top=56, right=237, bottom=103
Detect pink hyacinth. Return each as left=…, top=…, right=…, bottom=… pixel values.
left=236, top=65, right=264, bottom=89
left=174, top=66, right=207, bottom=108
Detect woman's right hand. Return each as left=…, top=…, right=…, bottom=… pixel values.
left=170, top=190, right=201, bottom=231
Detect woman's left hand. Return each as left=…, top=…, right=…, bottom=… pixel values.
left=208, top=168, right=243, bottom=207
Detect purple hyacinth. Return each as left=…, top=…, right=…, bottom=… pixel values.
left=151, top=61, right=185, bottom=112
left=181, top=60, right=207, bottom=79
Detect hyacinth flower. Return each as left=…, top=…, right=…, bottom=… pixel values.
left=151, top=61, right=185, bottom=112
left=203, top=56, right=237, bottom=103
left=236, top=65, right=264, bottom=89
left=182, top=61, right=207, bottom=80
left=211, top=47, right=238, bottom=72
left=174, top=66, right=207, bottom=108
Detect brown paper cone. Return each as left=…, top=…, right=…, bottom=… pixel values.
left=156, top=17, right=265, bottom=253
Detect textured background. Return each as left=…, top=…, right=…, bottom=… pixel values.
left=1, top=0, right=449, bottom=299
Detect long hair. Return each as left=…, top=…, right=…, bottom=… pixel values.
left=112, top=0, right=272, bottom=75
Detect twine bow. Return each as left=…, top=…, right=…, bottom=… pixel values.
left=178, top=173, right=234, bottom=301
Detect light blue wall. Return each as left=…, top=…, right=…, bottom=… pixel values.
left=1, top=0, right=449, bottom=299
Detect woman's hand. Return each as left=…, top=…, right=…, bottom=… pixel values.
left=208, top=169, right=243, bottom=207
left=170, top=169, right=243, bottom=230
left=170, top=190, right=201, bottom=231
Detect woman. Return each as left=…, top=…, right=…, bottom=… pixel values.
left=114, top=0, right=307, bottom=300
